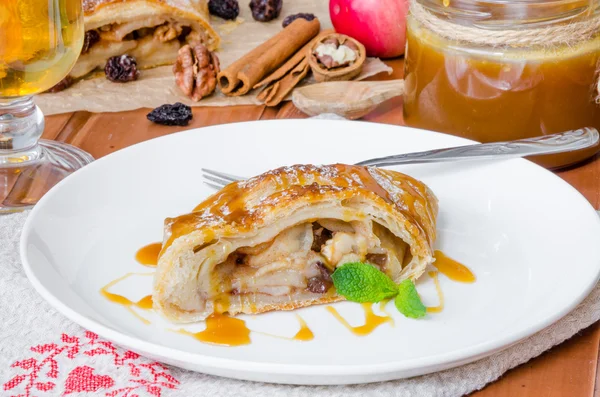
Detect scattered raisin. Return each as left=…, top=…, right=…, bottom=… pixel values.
left=282, top=13, right=315, bottom=28
left=105, top=55, right=139, bottom=83
left=209, top=0, right=240, bottom=20
left=147, top=103, right=193, bottom=126
left=46, top=75, right=73, bottom=93
left=249, top=0, right=282, bottom=22
left=81, top=30, right=100, bottom=54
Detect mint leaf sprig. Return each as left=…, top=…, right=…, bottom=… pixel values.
left=331, top=262, right=426, bottom=319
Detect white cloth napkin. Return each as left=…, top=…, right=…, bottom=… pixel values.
left=2, top=210, right=600, bottom=396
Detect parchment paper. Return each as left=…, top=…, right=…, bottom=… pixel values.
left=35, top=0, right=393, bottom=115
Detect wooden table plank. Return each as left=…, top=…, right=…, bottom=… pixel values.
left=42, top=56, right=600, bottom=396
left=43, top=112, right=74, bottom=141
left=476, top=323, right=600, bottom=397
left=45, top=105, right=268, bottom=159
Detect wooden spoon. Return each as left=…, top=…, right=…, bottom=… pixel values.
left=292, top=79, right=404, bottom=119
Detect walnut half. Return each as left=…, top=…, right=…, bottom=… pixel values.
left=154, top=22, right=183, bottom=42
left=173, top=43, right=220, bottom=101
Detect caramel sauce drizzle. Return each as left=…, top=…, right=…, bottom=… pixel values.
left=378, top=299, right=395, bottom=326
left=433, top=250, right=476, bottom=283
left=426, top=271, right=445, bottom=313
left=326, top=303, right=392, bottom=336
left=100, top=272, right=154, bottom=324
left=135, top=242, right=162, bottom=267
left=164, top=164, right=433, bottom=253
left=293, top=315, right=314, bottom=341
left=178, top=314, right=251, bottom=346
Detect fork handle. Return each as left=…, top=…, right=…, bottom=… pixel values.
left=355, top=128, right=599, bottom=167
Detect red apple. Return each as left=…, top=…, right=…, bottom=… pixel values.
left=329, top=0, right=409, bottom=58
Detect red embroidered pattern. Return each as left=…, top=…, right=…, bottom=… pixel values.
left=3, top=331, right=179, bottom=397
left=64, top=366, right=115, bottom=394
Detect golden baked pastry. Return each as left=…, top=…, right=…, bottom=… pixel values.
left=72, top=0, right=220, bottom=78
left=153, top=164, right=438, bottom=322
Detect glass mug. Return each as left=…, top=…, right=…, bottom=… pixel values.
left=0, top=0, right=92, bottom=212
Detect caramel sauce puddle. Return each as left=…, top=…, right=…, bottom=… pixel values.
left=178, top=314, right=252, bottom=346
left=177, top=313, right=314, bottom=346
left=433, top=250, right=476, bottom=283
left=135, top=242, right=162, bottom=267
left=293, top=315, right=314, bottom=341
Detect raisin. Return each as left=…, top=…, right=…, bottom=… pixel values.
left=249, top=0, right=282, bottom=22
left=311, top=224, right=332, bottom=252
left=105, top=55, right=139, bottom=83
left=282, top=13, right=315, bottom=28
left=366, top=253, right=388, bottom=267
left=209, top=0, right=239, bottom=20
left=307, top=276, right=332, bottom=294
left=81, top=30, right=100, bottom=54
left=147, top=103, right=193, bottom=126
left=46, top=76, right=73, bottom=93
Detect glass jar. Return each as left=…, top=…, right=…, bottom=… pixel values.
left=403, top=0, right=600, bottom=168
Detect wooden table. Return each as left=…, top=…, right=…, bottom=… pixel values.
left=44, top=59, right=600, bottom=396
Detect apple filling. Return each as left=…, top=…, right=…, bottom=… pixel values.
left=211, top=219, right=411, bottom=298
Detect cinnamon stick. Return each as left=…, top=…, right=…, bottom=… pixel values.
left=257, top=58, right=309, bottom=107
left=218, top=18, right=320, bottom=96
left=254, top=29, right=334, bottom=90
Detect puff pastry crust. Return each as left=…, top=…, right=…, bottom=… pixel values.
left=72, top=0, right=220, bottom=78
left=153, top=164, right=438, bottom=322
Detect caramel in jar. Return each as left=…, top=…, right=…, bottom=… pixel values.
left=403, top=12, right=600, bottom=168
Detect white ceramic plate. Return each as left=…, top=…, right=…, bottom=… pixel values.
left=21, top=120, right=600, bottom=385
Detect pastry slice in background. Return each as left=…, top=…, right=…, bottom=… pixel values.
left=71, top=0, right=220, bottom=79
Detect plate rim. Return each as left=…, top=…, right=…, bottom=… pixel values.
left=20, top=119, right=600, bottom=379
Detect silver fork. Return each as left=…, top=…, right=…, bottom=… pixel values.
left=202, top=127, right=599, bottom=190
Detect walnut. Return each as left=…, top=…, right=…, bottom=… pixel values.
left=173, top=43, right=220, bottom=101
left=154, top=22, right=183, bottom=42
left=185, top=30, right=206, bottom=44
left=314, top=39, right=359, bottom=69
left=322, top=37, right=339, bottom=47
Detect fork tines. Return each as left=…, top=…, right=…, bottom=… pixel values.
left=202, top=168, right=244, bottom=190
